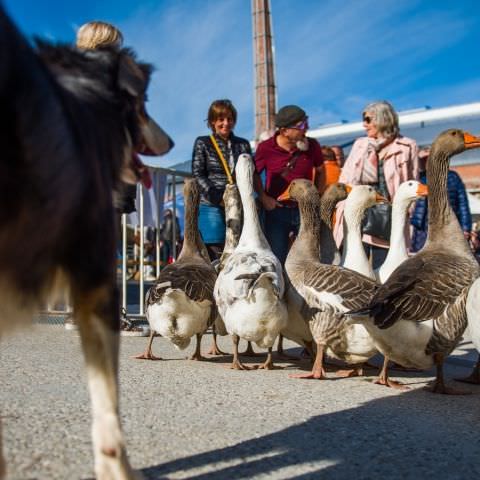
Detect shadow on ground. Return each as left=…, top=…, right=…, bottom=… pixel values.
left=140, top=379, right=480, bottom=479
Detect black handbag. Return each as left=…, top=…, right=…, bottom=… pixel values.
left=361, top=202, right=392, bottom=241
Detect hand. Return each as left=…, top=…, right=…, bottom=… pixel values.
left=464, top=231, right=471, bottom=240
left=261, top=193, right=282, bottom=211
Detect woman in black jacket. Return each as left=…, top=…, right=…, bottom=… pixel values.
left=192, top=99, right=251, bottom=259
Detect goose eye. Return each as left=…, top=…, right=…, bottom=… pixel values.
left=452, top=131, right=457, bottom=136
left=408, top=182, right=412, bottom=186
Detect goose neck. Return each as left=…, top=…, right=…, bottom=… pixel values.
left=290, top=196, right=322, bottom=262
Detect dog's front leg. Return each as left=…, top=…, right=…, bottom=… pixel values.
left=76, top=287, right=142, bottom=480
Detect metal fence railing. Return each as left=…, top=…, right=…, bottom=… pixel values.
left=39, top=166, right=192, bottom=324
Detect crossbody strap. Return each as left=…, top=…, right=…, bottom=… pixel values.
left=210, top=135, right=234, bottom=185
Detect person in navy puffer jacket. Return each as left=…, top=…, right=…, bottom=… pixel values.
left=410, top=147, right=472, bottom=252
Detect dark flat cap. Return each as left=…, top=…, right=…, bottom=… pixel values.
left=275, top=105, right=306, bottom=128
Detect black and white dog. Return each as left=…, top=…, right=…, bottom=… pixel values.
left=0, top=4, right=173, bottom=479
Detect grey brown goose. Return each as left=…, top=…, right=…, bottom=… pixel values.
left=135, top=178, right=217, bottom=361
left=347, top=129, right=480, bottom=393
left=279, top=183, right=349, bottom=355
left=282, top=179, right=378, bottom=380
left=319, top=183, right=350, bottom=265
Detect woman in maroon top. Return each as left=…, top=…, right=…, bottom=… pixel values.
left=254, top=105, right=325, bottom=264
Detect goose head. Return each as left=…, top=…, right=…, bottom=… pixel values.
left=344, top=185, right=385, bottom=221
left=430, top=129, right=480, bottom=160
left=234, top=153, right=255, bottom=187
left=322, top=182, right=350, bottom=204
left=280, top=178, right=319, bottom=204
left=394, top=180, right=428, bottom=207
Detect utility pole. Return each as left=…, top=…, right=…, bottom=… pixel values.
left=252, top=0, right=277, bottom=141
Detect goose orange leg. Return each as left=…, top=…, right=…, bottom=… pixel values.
left=289, top=344, right=326, bottom=379
left=133, top=329, right=162, bottom=360
left=189, top=333, right=207, bottom=361
left=374, top=357, right=408, bottom=390
left=206, top=326, right=227, bottom=356
left=230, top=335, right=255, bottom=370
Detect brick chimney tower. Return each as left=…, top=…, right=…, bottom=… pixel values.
left=252, top=0, right=277, bottom=141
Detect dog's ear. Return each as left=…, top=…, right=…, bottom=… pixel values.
left=117, top=53, right=146, bottom=97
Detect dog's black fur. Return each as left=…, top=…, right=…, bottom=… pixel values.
left=0, top=7, right=162, bottom=316
left=0, top=4, right=172, bottom=478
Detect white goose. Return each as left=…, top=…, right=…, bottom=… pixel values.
left=214, top=154, right=288, bottom=370
left=347, top=129, right=480, bottom=394
left=135, top=178, right=217, bottom=361
left=375, top=180, right=428, bottom=283
left=340, top=185, right=385, bottom=280
left=208, top=184, right=242, bottom=356
left=283, top=179, right=378, bottom=380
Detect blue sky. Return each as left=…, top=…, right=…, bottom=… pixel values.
left=5, top=0, right=480, bottom=167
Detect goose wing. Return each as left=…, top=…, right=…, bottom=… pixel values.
left=301, top=264, right=377, bottom=310
left=219, top=251, right=284, bottom=300
left=146, top=262, right=216, bottom=305
left=359, top=252, right=477, bottom=329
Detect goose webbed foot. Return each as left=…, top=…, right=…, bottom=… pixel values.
left=133, top=330, right=162, bottom=360
left=374, top=357, right=409, bottom=390
left=230, top=359, right=256, bottom=370
left=231, top=335, right=257, bottom=370
left=206, top=331, right=228, bottom=356
left=336, top=365, right=365, bottom=378
left=289, top=344, right=326, bottom=379
left=258, top=348, right=283, bottom=370
left=454, top=356, right=480, bottom=385
left=133, top=351, right=162, bottom=361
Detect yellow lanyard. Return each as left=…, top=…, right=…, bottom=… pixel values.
left=210, top=135, right=234, bottom=185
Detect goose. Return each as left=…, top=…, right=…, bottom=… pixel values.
left=340, top=185, right=386, bottom=280
left=280, top=183, right=349, bottom=355
left=375, top=180, right=429, bottom=283
left=134, top=178, right=217, bottom=361
left=319, top=183, right=350, bottom=265
left=214, top=153, right=288, bottom=370
left=207, top=184, right=242, bottom=356
left=346, top=129, right=480, bottom=394
left=456, top=278, right=480, bottom=384
left=282, top=179, right=378, bottom=380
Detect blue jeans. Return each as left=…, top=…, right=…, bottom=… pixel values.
left=264, top=207, right=300, bottom=265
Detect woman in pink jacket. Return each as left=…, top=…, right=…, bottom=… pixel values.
left=334, top=100, right=419, bottom=269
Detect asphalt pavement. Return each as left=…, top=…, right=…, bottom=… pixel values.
left=2, top=325, right=480, bottom=480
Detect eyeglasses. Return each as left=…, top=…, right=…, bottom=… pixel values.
left=362, top=114, right=373, bottom=124
left=289, top=117, right=309, bottom=131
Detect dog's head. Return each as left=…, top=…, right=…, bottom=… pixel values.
left=37, top=42, right=174, bottom=186
left=113, top=49, right=175, bottom=185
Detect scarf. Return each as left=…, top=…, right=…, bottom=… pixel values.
left=360, top=136, right=393, bottom=184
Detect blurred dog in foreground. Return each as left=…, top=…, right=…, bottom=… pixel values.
left=0, top=4, right=173, bottom=479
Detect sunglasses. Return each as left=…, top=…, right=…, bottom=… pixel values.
left=289, top=117, right=309, bottom=131
left=362, top=114, right=373, bottom=124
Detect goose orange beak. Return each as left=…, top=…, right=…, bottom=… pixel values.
left=416, top=183, right=429, bottom=197
left=345, top=184, right=353, bottom=193
left=376, top=193, right=388, bottom=203
left=277, top=187, right=291, bottom=202
left=464, top=132, right=480, bottom=149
